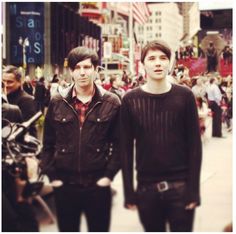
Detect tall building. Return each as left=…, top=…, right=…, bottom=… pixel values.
left=177, top=2, right=200, bottom=44
left=134, top=3, right=183, bottom=52
left=134, top=2, right=200, bottom=52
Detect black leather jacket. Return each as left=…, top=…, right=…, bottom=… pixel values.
left=7, top=88, right=37, bottom=136
left=41, top=84, right=121, bottom=185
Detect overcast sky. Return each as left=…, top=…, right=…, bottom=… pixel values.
left=198, top=0, right=233, bottom=10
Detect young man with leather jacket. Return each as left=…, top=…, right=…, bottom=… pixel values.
left=41, top=46, right=121, bottom=232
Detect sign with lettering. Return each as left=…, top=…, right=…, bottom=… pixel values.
left=9, top=3, right=44, bottom=65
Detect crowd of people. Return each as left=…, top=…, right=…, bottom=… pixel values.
left=2, top=39, right=232, bottom=232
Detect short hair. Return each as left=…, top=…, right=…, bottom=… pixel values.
left=67, top=46, right=99, bottom=71
left=3, top=65, right=22, bottom=82
left=110, top=75, right=117, bottom=85
left=141, top=40, right=171, bottom=63
left=210, top=78, right=215, bottom=84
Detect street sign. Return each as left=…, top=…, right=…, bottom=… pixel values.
left=103, top=41, right=112, bottom=59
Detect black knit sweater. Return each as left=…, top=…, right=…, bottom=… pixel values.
left=120, top=84, right=202, bottom=206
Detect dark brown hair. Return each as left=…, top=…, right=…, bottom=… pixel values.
left=141, top=40, right=171, bottom=63
left=67, top=46, right=99, bottom=71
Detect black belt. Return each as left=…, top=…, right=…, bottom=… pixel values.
left=138, top=180, right=186, bottom=193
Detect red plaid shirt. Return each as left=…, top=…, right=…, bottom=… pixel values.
left=72, top=88, right=95, bottom=127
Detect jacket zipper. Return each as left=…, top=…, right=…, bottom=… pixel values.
left=63, top=98, right=102, bottom=183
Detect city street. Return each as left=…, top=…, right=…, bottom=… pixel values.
left=38, top=119, right=232, bottom=232
left=2, top=2, right=233, bottom=232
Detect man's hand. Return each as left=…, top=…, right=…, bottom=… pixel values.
left=126, top=204, right=137, bottom=210
left=25, top=157, right=39, bottom=182
left=96, top=177, right=111, bottom=187
left=185, top=202, right=197, bottom=210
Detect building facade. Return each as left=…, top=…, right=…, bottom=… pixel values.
left=3, top=2, right=102, bottom=80
left=134, top=3, right=183, bottom=52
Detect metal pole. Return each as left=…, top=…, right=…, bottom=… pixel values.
left=105, top=58, right=108, bottom=81
left=23, top=45, right=26, bottom=69
left=129, top=3, right=134, bottom=74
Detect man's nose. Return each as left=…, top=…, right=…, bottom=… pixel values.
left=79, top=67, right=86, bottom=73
left=154, top=59, right=161, bottom=66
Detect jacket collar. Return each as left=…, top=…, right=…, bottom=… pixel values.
left=7, top=87, right=23, bottom=100
left=61, top=83, right=107, bottom=104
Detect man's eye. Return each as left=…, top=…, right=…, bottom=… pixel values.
left=160, top=56, right=168, bottom=60
left=84, top=66, right=92, bottom=69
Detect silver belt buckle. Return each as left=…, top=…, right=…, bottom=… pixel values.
left=157, top=181, right=169, bottom=192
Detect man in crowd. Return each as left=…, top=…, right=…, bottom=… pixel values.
left=41, top=46, right=121, bottom=232
left=120, top=40, right=202, bottom=231
left=109, top=75, right=125, bottom=100
left=2, top=65, right=37, bottom=136
left=206, top=41, right=218, bottom=73
left=206, top=77, right=223, bottom=137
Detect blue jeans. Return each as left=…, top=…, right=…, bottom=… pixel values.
left=136, top=181, right=195, bottom=232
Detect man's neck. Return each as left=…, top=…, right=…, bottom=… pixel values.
left=75, top=83, right=94, bottom=103
left=112, top=84, right=119, bottom=89
left=142, top=77, right=171, bottom=94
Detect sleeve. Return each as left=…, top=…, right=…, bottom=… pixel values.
left=185, top=91, right=202, bottom=206
left=40, top=101, right=57, bottom=180
left=19, top=96, right=37, bottom=137
left=120, top=97, right=136, bottom=207
left=214, top=85, right=223, bottom=105
left=104, top=104, right=121, bottom=180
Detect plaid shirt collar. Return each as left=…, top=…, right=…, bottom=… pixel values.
left=72, top=86, right=95, bottom=127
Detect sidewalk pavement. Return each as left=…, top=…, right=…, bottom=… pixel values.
left=38, top=120, right=233, bottom=232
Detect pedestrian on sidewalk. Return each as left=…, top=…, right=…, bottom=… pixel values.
left=41, top=46, right=121, bottom=232
left=34, top=77, right=46, bottom=114
left=206, top=77, right=223, bottom=137
left=120, top=40, right=202, bottom=232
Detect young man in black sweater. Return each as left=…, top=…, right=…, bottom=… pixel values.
left=120, top=40, right=202, bottom=232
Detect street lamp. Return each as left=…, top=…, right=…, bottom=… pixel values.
left=18, top=37, right=30, bottom=70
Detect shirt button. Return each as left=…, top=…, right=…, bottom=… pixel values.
left=62, top=149, right=66, bottom=152
left=96, top=148, right=100, bottom=152
left=62, top=118, right=66, bottom=122
left=97, top=118, right=101, bottom=122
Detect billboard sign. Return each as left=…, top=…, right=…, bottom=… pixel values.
left=9, top=2, right=44, bottom=65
